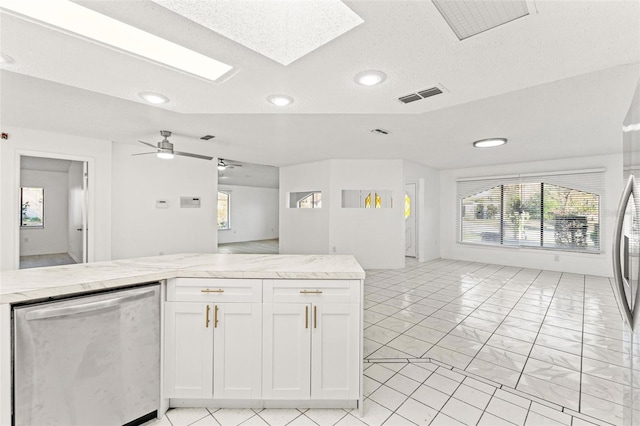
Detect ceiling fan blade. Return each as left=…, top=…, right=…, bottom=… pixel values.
left=138, top=140, right=158, bottom=149
left=174, top=151, right=213, bottom=161
left=131, top=152, right=157, bottom=156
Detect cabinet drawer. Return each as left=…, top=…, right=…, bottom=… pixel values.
left=263, top=280, right=361, bottom=304
left=167, top=278, right=262, bottom=302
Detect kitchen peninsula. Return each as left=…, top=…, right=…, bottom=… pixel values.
left=0, top=253, right=365, bottom=425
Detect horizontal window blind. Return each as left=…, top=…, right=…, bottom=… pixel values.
left=457, top=169, right=604, bottom=253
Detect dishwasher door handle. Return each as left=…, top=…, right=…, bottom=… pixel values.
left=25, top=289, right=156, bottom=320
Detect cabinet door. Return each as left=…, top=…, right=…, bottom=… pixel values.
left=164, top=302, right=213, bottom=399
left=262, top=303, right=311, bottom=399
left=213, top=303, right=262, bottom=399
left=311, top=303, right=360, bottom=399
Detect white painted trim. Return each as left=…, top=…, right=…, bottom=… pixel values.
left=405, top=180, right=419, bottom=259
left=14, top=150, right=96, bottom=268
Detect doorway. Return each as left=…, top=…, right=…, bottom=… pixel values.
left=405, top=182, right=417, bottom=258
left=19, top=155, right=89, bottom=269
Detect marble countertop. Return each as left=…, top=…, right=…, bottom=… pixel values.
left=0, top=253, right=365, bottom=304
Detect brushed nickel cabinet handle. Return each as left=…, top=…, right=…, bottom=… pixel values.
left=205, top=305, right=211, bottom=328
left=299, top=290, right=323, bottom=294
left=201, top=288, right=225, bottom=293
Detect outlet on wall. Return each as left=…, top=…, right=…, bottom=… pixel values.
left=554, top=254, right=560, bottom=262
left=24, top=237, right=28, bottom=243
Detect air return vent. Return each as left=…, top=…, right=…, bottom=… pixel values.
left=398, top=85, right=446, bottom=104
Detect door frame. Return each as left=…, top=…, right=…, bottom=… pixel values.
left=404, top=180, right=419, bottom=259
left=14, top=150, right=95, bottom=268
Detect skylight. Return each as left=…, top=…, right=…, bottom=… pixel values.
left=0, top=0, right=235, bottom=82
left=152, top=0, right=364, bottom=66
left=432, top=0, right=529, bottom=40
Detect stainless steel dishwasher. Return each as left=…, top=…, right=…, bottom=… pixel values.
left=13, top=283, right=160, bottom=426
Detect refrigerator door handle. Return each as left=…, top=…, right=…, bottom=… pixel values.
left=613, top=174, right=635, bottom=329
left=25, top=289, right=155, bottom=320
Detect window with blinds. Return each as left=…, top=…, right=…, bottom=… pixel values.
left=458, top=170, right=603, bottom=252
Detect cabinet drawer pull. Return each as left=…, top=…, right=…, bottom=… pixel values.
left=314, top=306, right=317, bottom=329
left=305, top=306, right=309, bottom=329
left=205, top=305, right=211, bottom=328
left=214, top=305, right=219, bottom=328
left=300, top=290, right=323, bottom=294
left=201, top=288, right=225, bottom=293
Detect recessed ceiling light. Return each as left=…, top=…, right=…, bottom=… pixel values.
left=1, top=0, right=235, bottom=82
left=267, top=94, right=294, bottom=107
left=473, top=138, right=507, bottom=148
left=0, top=52, right=14, bottom=64
left=355, top=70, right=387, bottom=86
left=138, top=92, right=170, bottom=105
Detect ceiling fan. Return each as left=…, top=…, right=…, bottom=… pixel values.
left=217, top=158, right=243, bottom=170
left=133, top=130, right=213, bottom=160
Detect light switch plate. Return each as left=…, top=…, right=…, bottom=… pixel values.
left=156, top=200, right=169, bottom=209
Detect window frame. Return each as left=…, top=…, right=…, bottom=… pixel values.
left=458, top=179, right=602, bottom=254
left=217, top=191, right=231, bottom=230
left=20, top=186, right=45, bottom=228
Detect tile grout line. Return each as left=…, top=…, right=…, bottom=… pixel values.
left=513, top=271, right=564, bottom=390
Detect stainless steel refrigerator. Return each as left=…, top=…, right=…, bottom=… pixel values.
left=613, top=78, right=640, bottom=424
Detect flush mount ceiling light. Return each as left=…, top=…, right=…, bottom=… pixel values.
left=432, top=0, right=529, bottom=40
left=355, top=70, right=387, bottom=86
left=138, top=92, right=169, bottom=105
left=0, top=52, right=14, bottom=64
left=267, top=94, right=294, bottom=107
left=1, top=0, right=235, bottom=82
left=473, top=138, right=507, bottom=148
left=151, top=0, right=363, bottom=65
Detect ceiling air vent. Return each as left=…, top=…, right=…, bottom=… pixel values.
left=398, top=85, right=446, bottom=104
left=200, top=135, right=215, bottom=140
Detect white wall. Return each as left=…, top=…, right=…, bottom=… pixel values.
left=0, top=126, right=112, bottom=270
left=404, top=161, right=441, bottom=262
left=329, top=159, right=404, bottom=269
left=19, top=169, right=69, bottom=256
left=279, top=161, right=331, bottom=255
left=440, top=154, right=622, bottom=276
left=111, top=143, right=218, bottom=259
left=68, top=161, right=84, bottom=262
left=279, top=159, right=405, bottom=269
left=218, top=185, right=278, bottom=244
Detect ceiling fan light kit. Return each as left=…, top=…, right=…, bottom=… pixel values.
left=133, top=130, right=213, bottom=160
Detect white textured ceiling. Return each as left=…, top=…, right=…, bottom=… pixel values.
left=1, top=0, right=639, bottom=170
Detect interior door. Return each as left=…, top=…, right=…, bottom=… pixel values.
left=404, top=183, right=417, bottom=258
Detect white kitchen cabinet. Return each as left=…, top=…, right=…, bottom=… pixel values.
left=262, top=303, right=311, bottom=399
left=164, top=279, right=262, bottom=400
left=262, top=280, right=361, bottom=401
left=164, top=302, right=213, bottom=399
left=213, top=303, right=262, bottom=399
left=311, top=303, right=360, bottom=399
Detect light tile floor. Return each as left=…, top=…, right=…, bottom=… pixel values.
left=148, top=258, right=638, bottom=425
